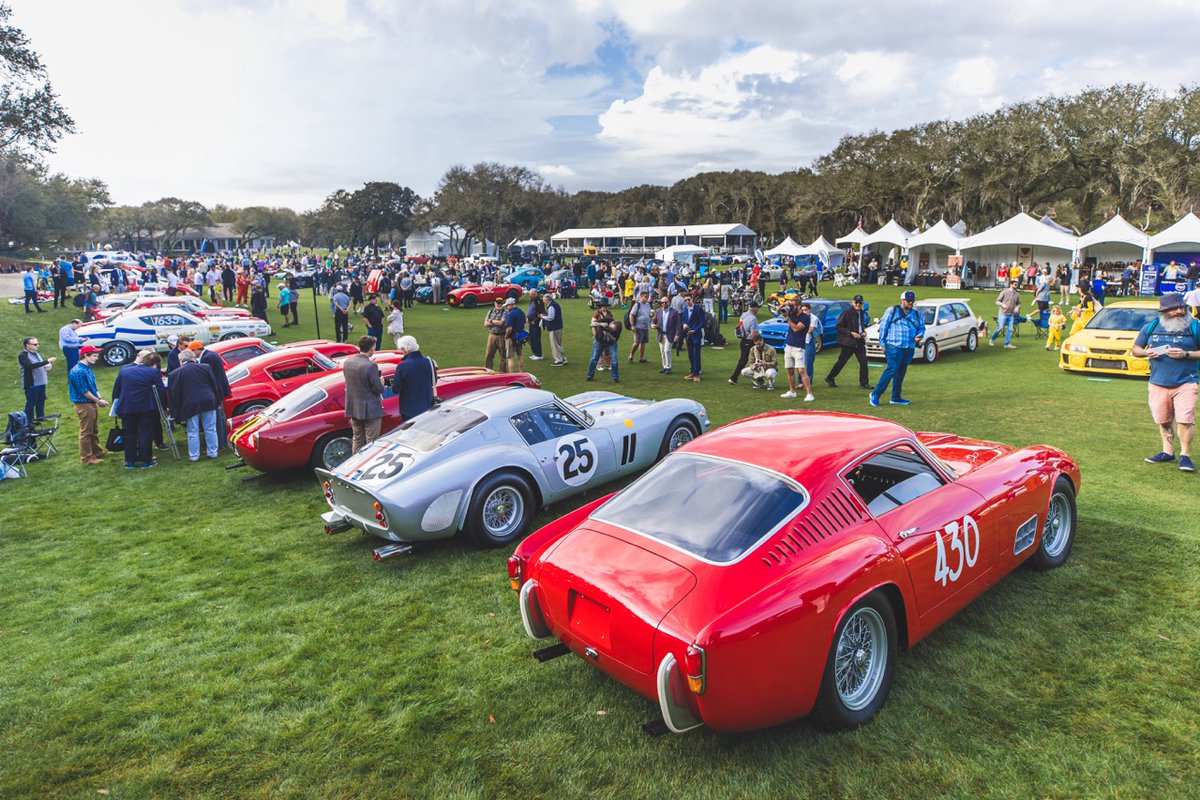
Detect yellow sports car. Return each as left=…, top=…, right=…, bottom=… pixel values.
left=1059, top=299, right=1157, bottom=377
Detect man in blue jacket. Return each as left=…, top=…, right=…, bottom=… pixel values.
left=391, top=336, right=436, bottom=420
left=871, top=290, right=926, bottom=407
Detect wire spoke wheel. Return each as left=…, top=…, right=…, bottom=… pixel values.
left=1042, top=491, right=1071, bottom=558
left=482, top=486, right=524, bottom=538
left=834, top=607, right=887, bottom=711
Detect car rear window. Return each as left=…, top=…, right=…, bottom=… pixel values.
left=262, top=384, right=328, bottom=421
left=592, top=454, right=807, bottom=563
left=389, top=405, right=488, bottom=452
left=226, top=365, right=251, bottom=384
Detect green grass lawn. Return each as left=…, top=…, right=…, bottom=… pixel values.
left=1, top=283, right=1197, bottom=799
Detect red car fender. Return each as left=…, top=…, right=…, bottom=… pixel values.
left=669, top=531, right=920, bottom=733
left=513, top=493, right=614, bottom=573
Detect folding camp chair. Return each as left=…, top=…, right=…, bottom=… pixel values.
left=31, top=413, right=61, bottom=458
left=1, top=412, right=41, bottom=478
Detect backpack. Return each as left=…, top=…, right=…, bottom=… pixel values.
left=72, top=292, right=86, bottom=308
left=1144, top=316, right=1200, bottom=349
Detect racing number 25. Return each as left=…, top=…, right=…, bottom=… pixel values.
left=933, top=514, right=979, bottom=586
left=558, top=438, right=595, bottom=481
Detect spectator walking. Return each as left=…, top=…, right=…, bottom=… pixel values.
left=585, top=298, right=621, bottom=383
left=626, top=291, right=653, bottom=364
left=990, top=280, right=1021, bottom=348
left=22, top=265, right=45, bottom=313
left=168, top=348, right=221, bottom=461
left=652, top=295, right=681, bottom=374
left=391, top=335, right=435, bottom=420
left=542, top=291, right=567, bottom=366
left=68, top=344, right=107, bottom=463
left=112, top=351, right=166, bottom=469
left=362, top=295, right=385, bottom=343
left=825, top=294, right=871, bottom=389
left=59, top=319, right=84, bottom=375
left=728, top=299, right=760, bottom=385
left=681, top=293, right=706, bottom=382
left=870, top=290, right=925, bottom=407
left=483, top=297, right=509, bottom=372
left=18, top=336, right=54, bottom=421
left=342, top=335, right=385, bottom=454
left=1131, top=293, right=1200, bottom=472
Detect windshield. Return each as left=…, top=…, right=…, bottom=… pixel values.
left=592, top=454, right=807, bottom=563
left=388, top=405, right=488, bottom=452
left=1086, top=306, right=1157, bottom=332
left=262, top=383, right=328, bottom=421
left=919, top=307, right=936, bottom=324
left=311, top=352, right=337, bottom=370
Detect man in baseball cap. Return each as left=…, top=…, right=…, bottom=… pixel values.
left=825, top=294, right=872, bottom=389
left=68, top=344, right=108, bottom=463
left=1132, top=291, right=1200, bottom=471
left=869, top=288, right=924, bottom=407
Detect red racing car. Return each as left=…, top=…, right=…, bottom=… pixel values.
left=510, top=410, right=1080, bottom=734
left=229, top=357, right=541, bottom=471
left=222, top=346, right=357, bottom=417
left=207, top=337, right=358, bottom=368
left=446, top=282, right=523, bottom=308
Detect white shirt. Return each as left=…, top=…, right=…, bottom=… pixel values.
left=1184, top=287, right=1200, bottom=308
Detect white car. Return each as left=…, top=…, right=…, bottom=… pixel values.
left=865, top=298, right=980, bottom=363
left=78, top=309, right=273, bottom=367
left=82, top=251, right=144, bottom=269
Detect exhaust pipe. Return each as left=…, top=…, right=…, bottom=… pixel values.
left=373, top=543, right=412, bottom=561
left=324, top=519, right=352, bottom=535
left=224, top=460, right=246, bottom=470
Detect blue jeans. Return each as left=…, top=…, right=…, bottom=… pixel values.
left=63, top=347, right=79, bottom=375
left=717, top=298, right=729, bottom=322
left=24, top=384, right=46, bottom=421
left=586, top=340, right=619, bottom=380
left=804, top=340, right=817, bottom=379
left=185, top=409, right=218, bottom=460
left=687, top=334, right=703, bottom=376
left=873, top=345, right=913, bottom=401
left=991, top=312, right=1014, bottom=345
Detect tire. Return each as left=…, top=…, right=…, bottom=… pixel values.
left=921, top=339, right=939, bottom=363
left=219, top=331, right=247, bottom=341
left=657, top=417, right=699, bottom=459
left=1028, top=476, right=1076, bottom=571
left=462, top=294, right=478, bottom=309
left=101, top=341, right=135, bottom=367
left=811, top=591, right=898, bottom=731
left=310, top=431, right=354, bottom=470
left=768, top=299, right=781, bottom=314
left=962, top=329, right=978, bottom=352
left=233, top=399, right=271, bottom=416
left=464, top=472, right=533, bottom=548
left=505, top=288, right=521, bottom=301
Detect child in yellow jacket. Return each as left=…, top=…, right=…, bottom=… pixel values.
left=1046, top=304, right=1066, bottom=350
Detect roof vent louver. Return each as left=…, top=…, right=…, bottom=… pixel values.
left=761, top=488, right=864, bottom=567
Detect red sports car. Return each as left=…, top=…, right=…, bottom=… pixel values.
left=208, top=337, right=358, bottom=368
left=509, top=410, right=1080, bottom=734
left=94, top=294, right=249, bottom=321
left=446, top=283, right=523, bottom=308
left=222, top=346, right=352, bottom=417
left=229, top=358, right=541, bottom=471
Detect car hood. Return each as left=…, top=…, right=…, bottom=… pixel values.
left=917, top=431, right=1012, bottom=477
left=536, top=522, right=696, bottom=674
left=565, top=391, right=652, bottom=420
left=1064, top=329, right=1139, bottom=349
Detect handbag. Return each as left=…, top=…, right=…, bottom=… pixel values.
left=106, top=425, right=125, bottom=452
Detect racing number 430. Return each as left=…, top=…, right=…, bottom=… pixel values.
left=933, top=515, right=979, bottom=586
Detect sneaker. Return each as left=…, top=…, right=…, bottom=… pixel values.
left=803, top=393, right=815, bottom=402
left=766, top=383, right=775, bottom=390
left=1144, top=451, right=1175, bottom=464
left=124, top=463, right=138, bottom=470
left=780, top=390, right=797, bottom=398
left=585, top=376, right=594, bottom=382
left=728, top=378, right=737, bottom=386
left=529, top=355, right=544, bottom=361
left=551, top=360, right=565, bottom=366
left=1179, top=455, right=1195, bottom=472
left=889, top=398, right=912, bottom=406
left=988, top=338, right=994, bottom=347
left=662, top=369, right=671, bottom=374
left=825, top=377, right=837, bottom=388
left=1004, top=344, right=1017, bottom=349
left=141, top=460, right=158, bottom=469
left=869, top=394, right=880, bottom=407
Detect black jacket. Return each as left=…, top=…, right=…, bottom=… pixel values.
left=167, top=361, right=219, bottom=419
left=391, top=351, right=436, bottom=419
left=199, top=349, right=231, bottom=398
left=835, top=307, right=870, bottom=348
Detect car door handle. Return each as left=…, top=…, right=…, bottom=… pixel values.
left=897, top=527, right=934, bottom=540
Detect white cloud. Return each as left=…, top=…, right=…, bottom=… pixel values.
left=538, top=165, right=576, bottom=177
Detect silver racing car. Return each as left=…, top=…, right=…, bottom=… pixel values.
left=317, top=386, right=709, bottom=559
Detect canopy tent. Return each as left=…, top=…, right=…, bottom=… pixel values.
left=862, top=219, right=913, bottom=249
left=835, top=227, right=869, bottom=246
left=801, top=235, right=845, bottom=267
left=764, top=236, right=806, bottom=257
left=906, top=219, right=963, bottom=250
left=959, top=212, right=1077, bottom=252
left=1149, top=212, right=1200, bottom=251
left=1076, top=214, right=1150, bottom=262
left=655, top=244, right=708, bottom=264
left=1039, top=215, right=1075, bottom=236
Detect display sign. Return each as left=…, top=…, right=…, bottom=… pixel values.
left=1139, top=264, right=1159, bottom=296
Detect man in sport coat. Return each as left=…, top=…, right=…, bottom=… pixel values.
left=343, top=335, right=385, bottom=453
left=651, top=295, right=681, bottom=374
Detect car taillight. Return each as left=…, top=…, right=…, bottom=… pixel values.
left=507, top=556, right=522, bottom=591
left=684, top=644, right=706, bottom=695
left=323, top=480, right=333, bottom=501
left=372, top=500, right=387, bottom=525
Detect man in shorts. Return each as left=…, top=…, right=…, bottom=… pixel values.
left=780, top=302, right=815, bottom=401
left=1131, top=292, right=1200, bottom=472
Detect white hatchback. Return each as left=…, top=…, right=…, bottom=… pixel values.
left=865, top=298, right=980, bottom=363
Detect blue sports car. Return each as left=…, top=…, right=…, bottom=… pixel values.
left=504, top=266, right=548, bottom=290
left=757, top=297, right=869, bottom=351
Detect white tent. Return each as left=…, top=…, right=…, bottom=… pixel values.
left=862, top=219, right=913, bottom=249
left=960, top=212, right=1077, bottom=252
left=764, top=236, right=806, bottom=257
left=1039, top=214, right=1076, bottom=236
left=1077, top=214, right=1150, bottom=262
left=801, top=235, right=845, bottom=267
left=835, top=227, right=869, bottom=246
left=1149, top=212, right=1200, bottom=251
left=655, top=244, right=708, bottom=264
left=906, top=219, right=962, bottom=250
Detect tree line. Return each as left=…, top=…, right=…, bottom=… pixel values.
left=2, top=0, right=1199, bottom=255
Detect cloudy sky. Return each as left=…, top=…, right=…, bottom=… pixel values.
left=15, top=0, right=1200, bottom=211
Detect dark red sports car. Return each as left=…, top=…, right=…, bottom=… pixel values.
left=446, top=283, right=523, bottom=308
left=222, top=346, right=355, bottom=417
left=510, top=410, right=1080, bottom=734
left=229, top=356, right=541, bottom=471
left=208, top=337, right=358, bottom=368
